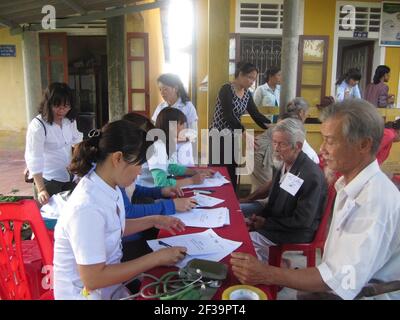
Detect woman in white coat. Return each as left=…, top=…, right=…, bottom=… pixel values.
left=152, top=73, right=198, bottom=165
left=53, top=120, right=187, bottom=299
left=24, top=82, right=83, bottom=205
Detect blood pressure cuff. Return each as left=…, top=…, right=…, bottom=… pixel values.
left=176, top=259, right=228, bottom=300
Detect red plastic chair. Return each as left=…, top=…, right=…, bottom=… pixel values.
left=0, top=200, right=54, bottom=300
left=268, top=184, right=337, bottom=299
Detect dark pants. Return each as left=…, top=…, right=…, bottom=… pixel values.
left=121, top=227, right=159, bottom=262
left=34, top=179, right=76, bottom=199
left=209, top=134, right=238, bottom=191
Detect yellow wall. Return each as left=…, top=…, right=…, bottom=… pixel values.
left=385, top=47, right=400, bottom=107
left=304, top=0, right=336, bottom=97
left=126, top=9, right=164, bottom=116
left=0, top=28, right=26, bottom=132
left=195, top=0, right=209, bottom=135
left=230, top=0, right=236, bottom=33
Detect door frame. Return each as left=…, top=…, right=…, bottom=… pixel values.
left=340, top=40, right=374, bottom=92
left=126, top=32, right=150, bottom=116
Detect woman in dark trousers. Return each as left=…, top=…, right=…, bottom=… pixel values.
left=209, top=62, right=270, bottom=191
left=25, top=82, right=83, bottom=205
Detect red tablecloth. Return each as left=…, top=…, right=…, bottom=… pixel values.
left=139, top=167, right=272, bottom=300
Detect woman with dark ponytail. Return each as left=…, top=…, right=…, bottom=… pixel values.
left=335, top=68, right=362, bottom=102
left=364, top=65, right=395, bottom=108
left=53, top=120, right=187, bottom=300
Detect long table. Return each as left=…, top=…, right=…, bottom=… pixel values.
left=138, top=167, right=272, bottom=300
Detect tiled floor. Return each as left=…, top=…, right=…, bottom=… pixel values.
left=0, top=149, right=33, bottom=197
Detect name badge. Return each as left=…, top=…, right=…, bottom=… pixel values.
left=280, top=172, right=304, bottom=196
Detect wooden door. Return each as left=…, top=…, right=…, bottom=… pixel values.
left=39, top=33, right=68, bottom=89
left=340, top=41, right=374, bottom=95
left=297, top=36, right=329, bottom=107
left=127, top=33, right=150, bottom=116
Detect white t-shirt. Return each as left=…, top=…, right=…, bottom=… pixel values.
left=135, top=140, right=178, bottom=188
left=253, top=83, right=281, bottom=107
left=53, top=171, right=126, bottom=300
left=317, top=160, right=400, bottom=300
left=302, top=140, right=320, bottom=164
left=151, top=98, right=198, bottom=132
left=25, top=115, right=83, bottom=182
left=147, top=140, right=177, bottom=172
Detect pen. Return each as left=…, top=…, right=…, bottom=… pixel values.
left=158, top=240, right=191, bottom=256
left=193, top=189, right=215, bottom=195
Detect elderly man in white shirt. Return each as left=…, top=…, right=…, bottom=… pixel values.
left=231, top=99, right=400, bottom=300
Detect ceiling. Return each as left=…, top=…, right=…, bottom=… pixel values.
left=0, top=0, right=164, bottom=34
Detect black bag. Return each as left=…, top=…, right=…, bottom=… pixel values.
left=25, top=117, right=47, bottom=183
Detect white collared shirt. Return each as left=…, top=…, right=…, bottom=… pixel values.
left=25, top=115, right=83, bottom=182
left=151, top=98, right=198, bottom=133
left=135, top=140, right=179, bottom=187
left=317, top=160, right=400, bottom=300
left=54, top=171, right=126, bottom=300
left=253, top=83, right=280, bottom=107
left=302, top=140, right=320, bottom=164
left=336, top=81, right=361, bottom=102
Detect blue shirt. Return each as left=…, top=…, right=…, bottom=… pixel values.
left=336, top=81, right=361, bottom=102
left=121, top=185, right=176, bottom=241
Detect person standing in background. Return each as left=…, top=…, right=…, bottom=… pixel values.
left=25, top=82, right=83, bottom=205
left=253, top=67, right=281, bottom=108
left=336, top=68, right=362, bottom=102
left=364, top=65, right=395, bottom=108
left=209, top=62, right=270, bottom=190
left=151, top=73, right=198, bottom=166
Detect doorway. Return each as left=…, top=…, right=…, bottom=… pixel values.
left=337, top=39, right=375, bottom=96
left=67, top=36, right=108, bottom=138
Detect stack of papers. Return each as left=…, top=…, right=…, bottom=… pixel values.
left=40, top=191, right=70, bottom=219
left=192, top=193, right=225, bottom=208
left=173, top=207, right=230, bottom=228
left=184, top=172, right=230, bottom=189
left=147, top=229, right=242, bottom=268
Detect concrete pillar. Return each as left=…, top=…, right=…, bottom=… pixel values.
left=280, top=0, right=304, bottom=115
left=207, top=0, right=230, bottom=126
left=22, top=31, right=42, bottom=124
left=107, top=15, right=126, bottom=121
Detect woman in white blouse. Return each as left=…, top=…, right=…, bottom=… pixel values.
left=152, top=73, right=198, bottom=165
left=253, top=67, right=281, bottom=108
left=25, top=82, right=83, bottom=205
left=54, top=120, right=186, bottom=300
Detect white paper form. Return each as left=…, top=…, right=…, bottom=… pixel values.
left=147, top=229, right=242, bottom=268
left=173, top=208, right=229, bottom=228
left=183, top=172, right=230, bottom=189
left=192, top=193, right=225, bottom=208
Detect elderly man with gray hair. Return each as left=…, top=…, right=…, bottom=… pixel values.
left=246, top=117, right=327, bottom=262
left=231, top=99, right=400, bottom=300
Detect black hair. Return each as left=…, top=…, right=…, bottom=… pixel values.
left=38, top=82, right=77, bottom=124
left=157, top=73, right=190, bottom=104
left=69, top=120, right=153, bottom=177
left=336, top=68, right=362, bottom=86
left=234, top=62, right=259, bottom=78
left=122, top=112, right=155, bottom=132
left=385, top=119, right=400, bottom=130
left=264, top=67, right=281, bottom=83
left=373, top=65, right=391, bottom=84
left=155, top=107, right=187, bottom=157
